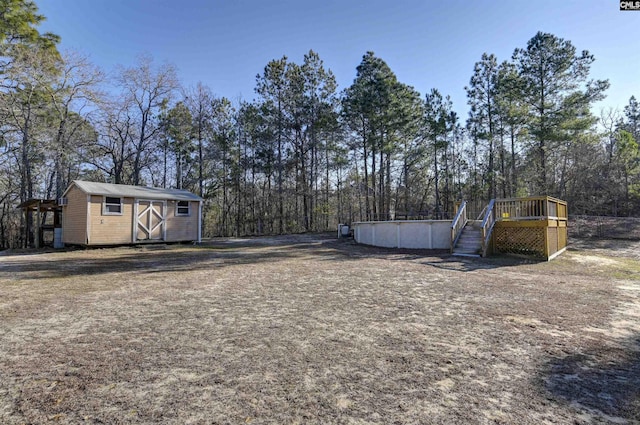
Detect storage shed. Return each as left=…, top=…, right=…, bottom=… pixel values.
left=61, top=180, right=203, bottom=246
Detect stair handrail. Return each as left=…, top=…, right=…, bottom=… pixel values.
left=476, top=205, right=488, bottom=221
left=480, top=199, right=496, bottom=257
left=451, top=200, right=468, bottom=253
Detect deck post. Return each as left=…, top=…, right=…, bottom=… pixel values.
left=544, top=227, right=550, bottom=259
left=197, top=201, right=203, bottom=243
left=24, top=209, right=28, bottom=248
left=35, top=201, right=41, bottom=249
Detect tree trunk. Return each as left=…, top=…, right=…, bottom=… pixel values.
left=361, top=121, right=370, bottom=221
left=434, top=142, right=440, bottom=219
left=510, top=126, right=517, bottom=197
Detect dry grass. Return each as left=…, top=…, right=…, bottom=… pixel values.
left=0, top=234, right=639, bottom=424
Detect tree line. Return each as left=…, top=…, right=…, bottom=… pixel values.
left=1, top=0, right=639, bottom=248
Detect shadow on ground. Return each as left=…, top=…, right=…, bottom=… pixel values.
left=0, top=233, right=543, bottom=280
left=0, top=239, right=329, bottom=280
left=416, top=255, right=538, bottom=272
left=542, top=335, right=640, bottom=421
left=328, top=238, right=537, bottom=272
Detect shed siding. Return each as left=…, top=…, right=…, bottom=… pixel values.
left=165, top=200, right=199, bottom=242
left=62, top=186, right=88, bottom=245
left=88, top=195, right=134, bottom=245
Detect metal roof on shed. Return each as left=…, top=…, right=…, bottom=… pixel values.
left=66, top=180, right=203, bottom=201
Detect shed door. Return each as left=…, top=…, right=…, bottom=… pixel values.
left=136, top=200, right=165, bottom=241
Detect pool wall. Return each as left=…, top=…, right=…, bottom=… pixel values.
left=353, top=220, right=452, bottom=249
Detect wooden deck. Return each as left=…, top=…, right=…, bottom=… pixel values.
left=452, top=196, right=568, bottom=260
left=492, top=197, right=568, bottom=260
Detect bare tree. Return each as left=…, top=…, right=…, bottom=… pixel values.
left=115, top=54, right=179, bottom=185
left=183, top=82, right=213, bottom=197
left=47, top=50, right=104, bottom=197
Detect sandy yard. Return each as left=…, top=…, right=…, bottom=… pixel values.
left=0, top=234, right=639, bottom=424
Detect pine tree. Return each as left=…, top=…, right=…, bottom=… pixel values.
left=513, top=32, right=608, bottom=195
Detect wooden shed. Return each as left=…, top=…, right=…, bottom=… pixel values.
left=61, top=180, right=203, bottom=246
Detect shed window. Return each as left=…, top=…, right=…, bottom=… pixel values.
left=176, top=201, right=190, bottom=216
left=103, top=196, right=123, bottom=215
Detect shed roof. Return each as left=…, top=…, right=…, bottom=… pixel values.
left=66, top=180, right=203, bottom=201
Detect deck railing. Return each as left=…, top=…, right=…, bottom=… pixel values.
left=480, top=199, right=496, bottom=257
left=450, top=200, right=468, bottom=253
left=493, top=196, right=568, bottom=221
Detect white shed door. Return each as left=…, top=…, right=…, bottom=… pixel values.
left=136, top=200, right=165, bottom=241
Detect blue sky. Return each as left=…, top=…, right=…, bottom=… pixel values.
left=38, top=0, right=639, bottom=118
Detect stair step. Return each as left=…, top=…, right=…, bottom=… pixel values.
left=454, top=251, right=481, bottom=256
left=454, top=245, right=481, bottom=252
left=458, top=237, right=482, bottom=243
left=454, top=244, right=479, bottom=248
left=452, top=252, right=481, bottom=258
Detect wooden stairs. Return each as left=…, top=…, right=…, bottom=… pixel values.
left=452, top=220, right=483, bottom=257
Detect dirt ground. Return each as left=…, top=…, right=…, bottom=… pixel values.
left=0, top=234, right=639, bottom=424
